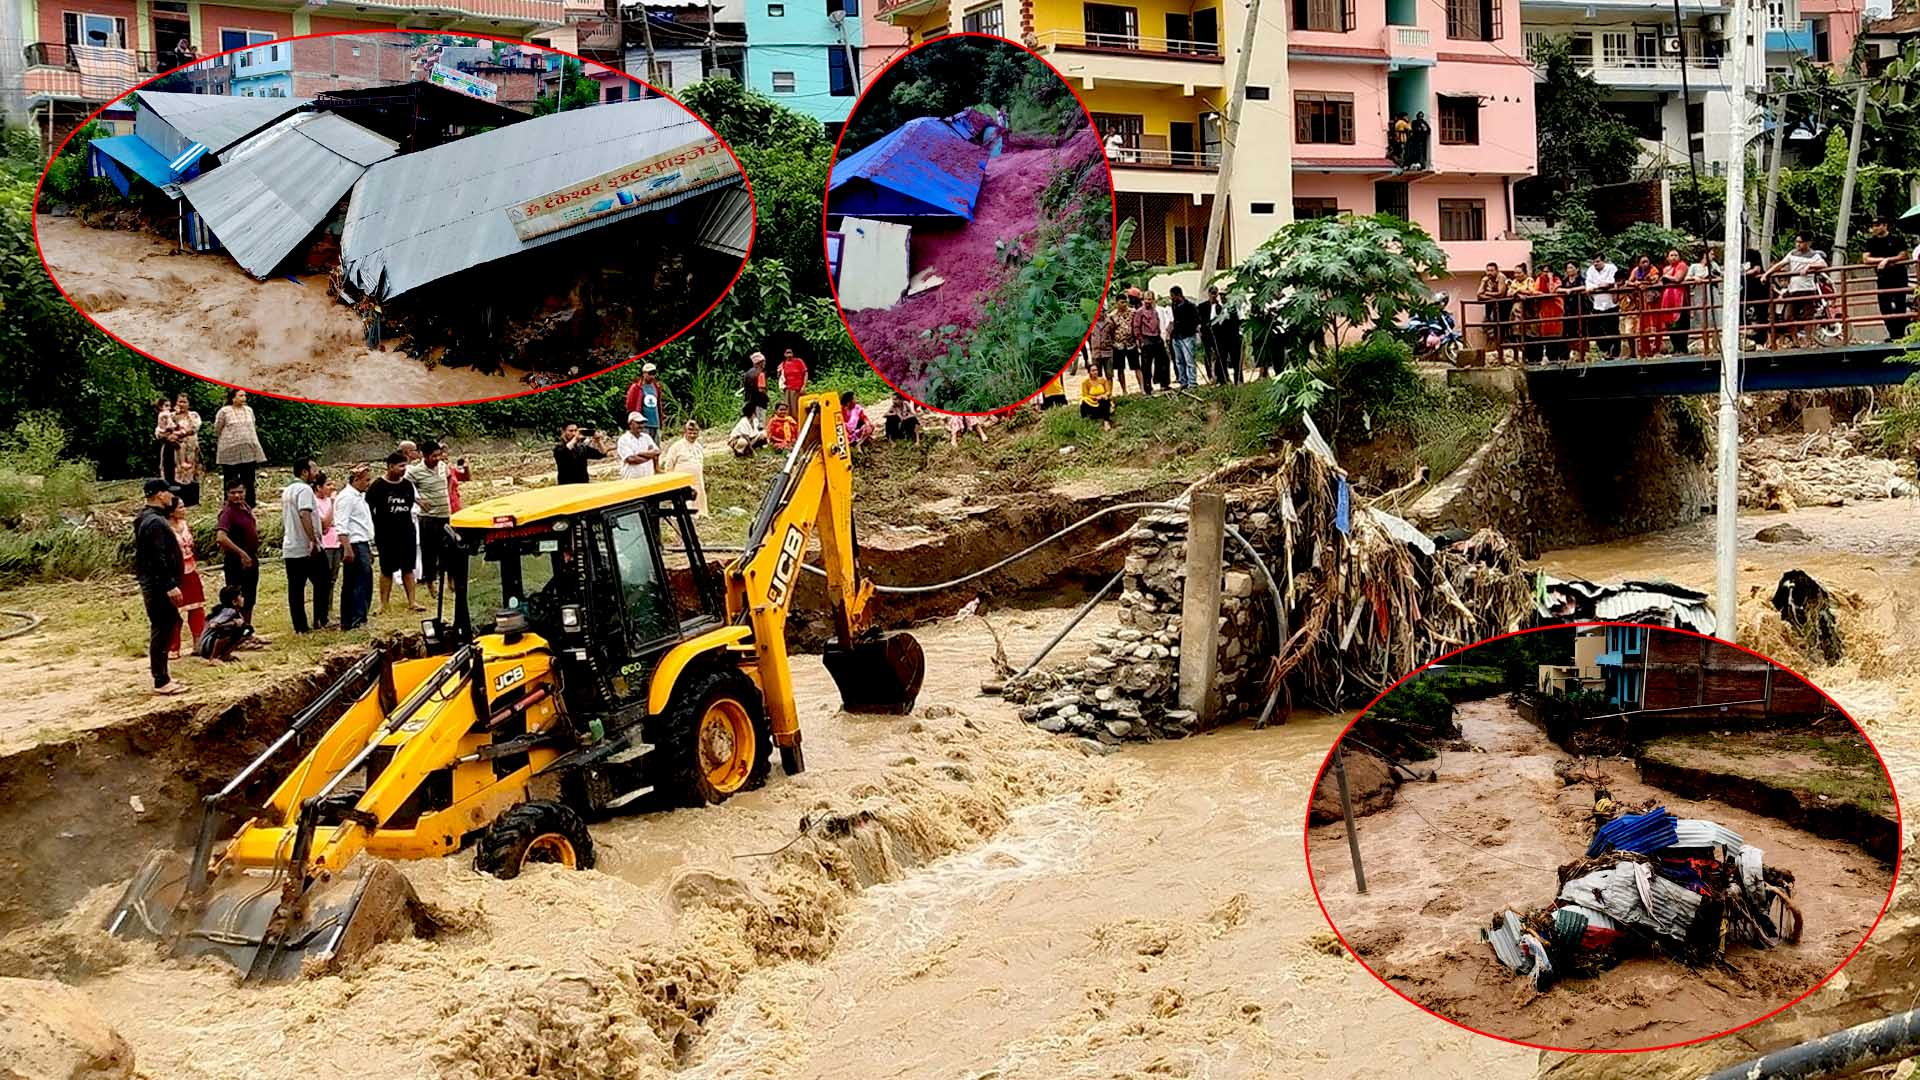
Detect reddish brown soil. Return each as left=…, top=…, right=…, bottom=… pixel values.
left=845, top=127, right=1104, bottom=399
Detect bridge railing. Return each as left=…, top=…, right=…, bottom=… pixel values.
left=1455, top=260, right=1916, bottom=365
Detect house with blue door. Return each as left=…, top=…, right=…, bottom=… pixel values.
left=744, top=0, right=866, bottom=131
left=1593, top=625, right=1648, bottom=708
left=228, top=39, right=296, bottom=99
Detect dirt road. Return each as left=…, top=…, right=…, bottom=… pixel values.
left=0, top=608, right=1541, bottom=1080
left=1310, top=696, right=1896, bottom=1050
left=35, top=216, right=527, bottom=404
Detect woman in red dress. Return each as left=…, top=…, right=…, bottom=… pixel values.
left=167, top=495, right=207, bottom=660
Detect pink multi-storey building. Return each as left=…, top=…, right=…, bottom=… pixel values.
left=1288, top=0, right=1536, bottom=297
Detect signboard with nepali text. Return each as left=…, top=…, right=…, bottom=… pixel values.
left=428, top=63, right=498, bottom=102
left=505, top=138, right=739, bottom=242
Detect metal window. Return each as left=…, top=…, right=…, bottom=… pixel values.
left=963, top=3, right=1004, bottom=34
left=1375, top=180, right=1409, bottom=219
left=1293, top=197, right=1340, bottom=219
left=1438, top=198, right=1485, bottom=241
left=1447, top=0, right=1498, bottom=40
left=771, top=70, right=796, bottom=92
left=1294, top=0, right=1351, bottom=32
left=828, top=47, right=858, bottom=96
left=1083, top=3, right=1139, bottom=47
left=1294, top=92, right=1355, bottom=145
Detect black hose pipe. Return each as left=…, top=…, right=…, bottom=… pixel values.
left=1702, top=1009, right=1920, bottom=1080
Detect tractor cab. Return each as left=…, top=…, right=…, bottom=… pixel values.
left=445, top=475, right=726, bottom=727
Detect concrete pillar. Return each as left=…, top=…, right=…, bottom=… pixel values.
left=1222, top=0, right=1291, bottom=262
left=1177, top=491, right=1226, bottom=723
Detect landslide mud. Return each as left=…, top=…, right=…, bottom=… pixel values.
left=1308, top=696, right=1896, bottom=1051
left=35, top=217, right=528, bottom=404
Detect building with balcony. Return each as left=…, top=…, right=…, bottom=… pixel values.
left=13, top=0, right=566, bottom=152
left=616, top=0, right=748, bottom=91
left=1286, top=0, right=1535, bottom=298
left=877, top=0, right=1290, bottom=284
left=745, top=0, right=868, bottom=129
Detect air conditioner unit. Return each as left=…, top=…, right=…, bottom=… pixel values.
left=1662, top=35, right=1683, bottom=53
left=1702, top=14, right=1724, bottom=34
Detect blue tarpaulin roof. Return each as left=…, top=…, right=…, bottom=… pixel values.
left=1586, top=807, right=1679, bottom=857
left=828, top=116, right=985, bottom=221
left=90, top=134, right=184, bottom=192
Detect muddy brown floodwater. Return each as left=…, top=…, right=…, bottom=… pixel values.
left=16, top=610, right=1538, bottom=1080
left=35, top=216, right=528, bottom=404
left=1309, top=696, right=1895, bottom=1051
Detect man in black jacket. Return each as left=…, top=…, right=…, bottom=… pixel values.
left=134, top=478, right=185, bottom=694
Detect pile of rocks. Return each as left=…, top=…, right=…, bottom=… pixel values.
left=1004, top=498, right=1277, bottom=743
left=1739, top=429, right=1919, bottom=511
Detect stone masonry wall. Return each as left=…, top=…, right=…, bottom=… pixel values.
left=1003, top=493, right=1278, bottom=744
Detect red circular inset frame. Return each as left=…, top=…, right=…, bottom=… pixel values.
left=1303, top=621, right=1902, bottom=1055
left=819, top=32, right=1118, bottom=418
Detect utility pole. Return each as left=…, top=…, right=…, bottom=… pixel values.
left=1671, top=0, right=1706, bottom=239
left=1198, top=0, right=1262, bottom=282
left=830, top=11, right=857, bottom=99
left=637, top=1, right=660, bottom=88
left=704, top=0, right=717, bottom=78
left=1333, top=744, right=1367, bottom=894
left=1714, top=0, right=1753, bottom=641
left=1832, top=82, right=1869, bottom=265
left=1760, top=76, right=1788, bottom=259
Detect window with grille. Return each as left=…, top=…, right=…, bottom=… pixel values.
left=66, top=12, right=129, bottom=49
left=1294, top=92, right=1354, bottom=145
left=1445, top=0, right=1501, bottom=40
left=1438, top=95, right=1478, bottom=144
left=1293, top=197, right=1341, bottom=219
left=1766, top=0, right=1786, bottom=30
left=1375, top=180, right=1409, bottom=220
left=962, top=3, right=1003, bottom=34
left=1438, top=198, right=1486, bottom=241
left=1173, top=226, right=1195, bottom=263
left=1292, top=0, right=1355, bottom=31
left=771, top=70, right=796, bottom=93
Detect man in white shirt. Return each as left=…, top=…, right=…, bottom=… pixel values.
left=617, top=412, right=661, bottom=479
left=333, top=464, right=377, bottom=630
left=1582, top=254, right=1622, bottom=358
left=280, top=457, right=322, bottom=634
left=1768, top=233, right=1828, bottom=347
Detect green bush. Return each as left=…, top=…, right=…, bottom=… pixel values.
left=1371, top=679, right=1455, bottom=735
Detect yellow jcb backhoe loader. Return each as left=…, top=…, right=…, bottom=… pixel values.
left=106, top=392, right=923, bottom=981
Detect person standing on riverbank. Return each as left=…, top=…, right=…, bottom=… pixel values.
left=212, top=389, right=266, bottom=507
left=335, top=464, right=376, bottom=631
left=134, top=479, right=185, bottom=695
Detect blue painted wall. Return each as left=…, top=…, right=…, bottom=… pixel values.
left=230, top=71, right=295, bottom=98
left=746, top=0, right=865, bottom=123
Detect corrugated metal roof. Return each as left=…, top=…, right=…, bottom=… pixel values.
left=695, top=184, right=753, bottom=258
left=1587, top=808, right=1679, bottom=857
left=1559, top=864, right=1703, bottom=939
left=135, top=90, right=310, bottom=155
left=1670, top=819, right=1746, bottom=853
left=90, top=134, right=179, bottom=191
left=338, top=97, right=734, bottom=300
left=828, top=116, right=985, bottom=220
left=180, top=113, right=398, bottom=279
left=1593, top=589, right=1718, bottom=633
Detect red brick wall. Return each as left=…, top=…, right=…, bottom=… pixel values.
left=287, top=32, right=414, bottom=95
left=198, top=6, right=293, bottom=55
left=39, top=0, right=140, bottom=51
left=305, top=16, right=395, bottom=36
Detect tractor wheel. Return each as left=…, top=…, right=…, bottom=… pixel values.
left=475, top=800, right=595, bottom=879
left=654, top=668, right=772, bottom=807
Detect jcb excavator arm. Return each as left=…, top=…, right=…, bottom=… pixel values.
left=726, top=392, right=925, bottom=770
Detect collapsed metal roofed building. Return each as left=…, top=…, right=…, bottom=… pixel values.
left=337, top=97, right=746, bottom=302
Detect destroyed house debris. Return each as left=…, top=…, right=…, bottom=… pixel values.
left=88, top=90, right=311, bottom=199
left=339, top=97, right=742, bottom=301
left=828, top=116, right=988, bottom=221
left=1484, top=807, right=1802, bottom=991
left=179, top=113, right=399, bottom=278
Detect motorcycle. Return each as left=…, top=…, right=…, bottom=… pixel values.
left=1398, top=297, right=1464, bottom=363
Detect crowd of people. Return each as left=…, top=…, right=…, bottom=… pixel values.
left=1469, top=219, right=1913, bottom=363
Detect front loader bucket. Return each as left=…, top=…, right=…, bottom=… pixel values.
left=105, top=851, right=433, bottom=982
left=822, top=631, right=926, bottom=715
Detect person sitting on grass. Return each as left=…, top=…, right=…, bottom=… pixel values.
left=197, top=584, right=251, bottom=662
left=841, top=391, right=874, bottom=445
left=1040, top=372, right=1069, bottom=409
left=727, top=410, right=765, bottom=458
left=884, top=393, right=920, bottom=441
left=1080, top=363, right=1114, bottom=431
left=766, top=402, right=799, bottom=450
left=947, top=411, right=987, bottom=447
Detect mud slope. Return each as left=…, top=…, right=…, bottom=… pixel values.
left=1308, top=696, right=1895, bottom=1051
left=36, top=217, right=526, bottom=403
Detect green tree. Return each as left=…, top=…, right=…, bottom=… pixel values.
left=1526, top=37, right=1643, bottom=200
left=1226, top=213, right=1447, bottom=368
left=534, top=59, right=600, bottom=115
left=679, top=78, right=834, bottom=288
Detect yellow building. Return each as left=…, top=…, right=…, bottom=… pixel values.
left=875, top=0, right=1292, bottom=279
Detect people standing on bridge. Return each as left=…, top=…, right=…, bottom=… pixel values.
left=1658, top=249, right=1690, bottom=356
left=1742, top=248, right=1772, bottom=348
left=1687, top=246, right=1720, bottom=354
left=1624, top=255, right=1659, bottom=357
left=1507, top=265, right=1541, bottom=364
left=1478, top=263, right=1510, bottom=362
left=1864, top=216, right=1912, bottom=342
left=1768, top=234, right=1828, bottom=349
left=1531, top=265, right=1566, bottom=363
left=1582, top=254, right=1622, bottom=359
left=1559, top=262, right=1587, bottom=360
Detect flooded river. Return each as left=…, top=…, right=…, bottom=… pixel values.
left=15, top=497, right=1918, bottom=1079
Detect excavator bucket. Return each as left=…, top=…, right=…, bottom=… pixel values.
left=822, top=631, right=926, bottom=715
left=105, top=851, right=434, bottom=983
